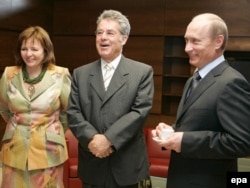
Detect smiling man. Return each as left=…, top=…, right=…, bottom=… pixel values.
left=152, top=13, right=250, bottom=188
left=67, top=10, right=154, bottom=188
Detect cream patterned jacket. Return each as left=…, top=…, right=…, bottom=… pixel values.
left=0, top=65, right=71, bottom=170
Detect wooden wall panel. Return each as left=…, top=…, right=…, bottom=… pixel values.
left=165, top=0, right=250, bottom=36
left=53, top=36, right=94, bottom=72
left=53, top=0, right=165, bottom=36
left=227, top=37, right=250, bottom=51
left=0, top=31, right=17, bottom=71
left=151, top=76, right=162, bottom=114
left=53, top=2, right=90, bottom=35
left=0, top=0, right=53, bottom=32
left=144, top=114, right=161, bottom=128
left=123, top=36, right=164, bottom=75
left=87, top=36, right=100, bottom=63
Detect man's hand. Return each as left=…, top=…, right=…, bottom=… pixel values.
left=88, top=134, right=113, bottom=158
left=152, top=122, right=173, bottom=139
left=152, top=122, right=183, bottom=153
left=158, top=132, right=183, bottom=153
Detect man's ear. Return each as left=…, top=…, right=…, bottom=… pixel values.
left=121, top=35, right=128, bottom=46
left=215, top=34, right=224, bottom=50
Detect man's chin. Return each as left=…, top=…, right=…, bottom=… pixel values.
left=189, top=59, right=196, bottom=66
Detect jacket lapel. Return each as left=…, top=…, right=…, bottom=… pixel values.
left=103, top=61, right=129, bottom=102
left=89, top=57, right=128, bottom=104
left=89, top=61, right=106, bottom=100
left=11, top=66, right=57, bottom=101
left=30, top=71, right=54, bottom=100
left=176, top=61, right=229, bottom=121
left=181, top=73, right=215, bottom=114
left=11, top=69, right=28, bottom=99
left=103, top=57, right=128, bottom=104
left=176, top=77, right=192, bottom=117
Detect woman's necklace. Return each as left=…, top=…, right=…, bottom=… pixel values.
left=22, top=67, right=46, bottom=98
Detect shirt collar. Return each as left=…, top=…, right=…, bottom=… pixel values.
left=101, top=54, right=121, bottom=70
left=197, top=55, right=225, bottom=79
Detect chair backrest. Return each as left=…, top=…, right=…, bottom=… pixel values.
left=65, top=129, right=78, bottom=158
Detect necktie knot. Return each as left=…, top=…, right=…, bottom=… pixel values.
left=104, top=64, right=112, bottom=71
left=192, top=71, right=201, bottom=89
left=103, top=64, right=113, bottom=91
left=185, top=71, right=201, bottom=102
left=193, top=71, right=201, bottom=81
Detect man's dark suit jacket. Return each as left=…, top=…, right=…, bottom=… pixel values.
left=67, top=56, right=154, bottom=186
left=167, top=61, right=250, bottom=188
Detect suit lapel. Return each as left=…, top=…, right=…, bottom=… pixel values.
left=103, top=62, right=128, bottom=102
left=103, top=57, right=128, bottom=104
left=176, top=61, right=229, bottom=121
left=11, top=69, right=28, bottom=99
left=181, top=73, right=215, bottom=113
left=11, top=66, right=59, bottom=101
left=30, top=71, right=54, bottom=100
left=89, top=61, right=106, bottom=100
left=88, top=57, right=128, bottom=104
left=176, top=78, right=192, bottom=118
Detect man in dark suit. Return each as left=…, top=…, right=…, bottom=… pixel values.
left=67, top=10, right=154, bottom=188
left=152, top=13, right=250, bottom=188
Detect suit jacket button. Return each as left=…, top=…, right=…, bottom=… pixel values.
left=175, top=123, right=180, bottom=128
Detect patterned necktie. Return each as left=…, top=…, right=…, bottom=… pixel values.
left=185, top=71, right=201, bottom=101
left=103, top=64, right=113, bottom=91
left=191, top=71, right=201, bottom=91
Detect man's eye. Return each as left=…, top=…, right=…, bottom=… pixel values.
left=107, top=32, right=115, bottom=36
left=192, top=39, right=200, bottom=44
left=96, top=31, right=103, bottom=35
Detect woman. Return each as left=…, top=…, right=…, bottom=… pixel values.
left=0, top=26, right=71, bottom=187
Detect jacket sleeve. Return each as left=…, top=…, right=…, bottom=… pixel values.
left=59, top=68, right=72, bottom=132
left=0, top=67, right=12, bottom=122
left=182, top=77, right=250, bottom=158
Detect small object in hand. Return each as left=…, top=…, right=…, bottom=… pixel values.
left=160, top=128, right=174, bottom=140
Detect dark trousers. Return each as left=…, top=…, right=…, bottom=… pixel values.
left=82, top=174, right=137, bottom=188
left=81, top=164, right=139, bottom=188
left=81, top=162, right=151, bottom=188
left=82, top=177, right=151, bottom=188
left=83, top=182, right=137, bottom=188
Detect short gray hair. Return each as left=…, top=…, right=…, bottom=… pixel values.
left=96, top=10, right=131, bottom=36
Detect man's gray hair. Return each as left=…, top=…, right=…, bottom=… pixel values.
left=96, top=10, right=131, bottom=36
